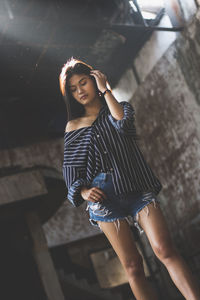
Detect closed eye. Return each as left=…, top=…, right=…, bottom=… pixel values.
left=70, top=81, right=87, bottom=93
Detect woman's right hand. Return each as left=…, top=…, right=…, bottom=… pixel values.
left=81, top=186, right=108, bottom=203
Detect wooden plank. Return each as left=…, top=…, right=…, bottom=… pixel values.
left=90, top=243, right=150, bottom=288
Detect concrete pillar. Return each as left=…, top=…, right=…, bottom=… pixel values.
left=25, top=211, right=65, bottom=300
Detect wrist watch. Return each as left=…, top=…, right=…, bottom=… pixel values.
left=102, top=88, right=111, bottom=96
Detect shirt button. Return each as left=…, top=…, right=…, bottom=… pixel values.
left=104, top=151, right=107, bottom=154
left=110, top=168, right=113, bottom=172
left=97, top=134, right=100, bottom=138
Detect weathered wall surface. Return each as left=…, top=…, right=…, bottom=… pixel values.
left=129, top=8, right=200, bottom=291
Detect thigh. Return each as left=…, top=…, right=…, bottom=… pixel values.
left=136, top=202, right=173, bottom=250
left=97, top=219, right=142, bottom=268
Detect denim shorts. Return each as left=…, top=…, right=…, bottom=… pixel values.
left=85, top=172, right=160, bottom=234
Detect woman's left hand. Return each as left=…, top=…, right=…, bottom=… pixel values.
left=90, top=70, right=108, bottom=93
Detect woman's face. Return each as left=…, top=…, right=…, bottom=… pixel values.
left=68, top=73, right=98, bottom=105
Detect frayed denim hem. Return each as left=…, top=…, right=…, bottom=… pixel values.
left=89, top=216, right=133, bottom=234
left=87, top=197, right=160, bottom=235
left=133, top=198, right=160, bottom=234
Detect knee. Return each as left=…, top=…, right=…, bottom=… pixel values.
left=123, top=254, right=145, bottom=279
left=153, top=240, right=177, bottom=262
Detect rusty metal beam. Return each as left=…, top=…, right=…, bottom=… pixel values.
left=164, top=0, right=185, bottom=27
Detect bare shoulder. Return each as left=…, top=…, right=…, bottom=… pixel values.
left=65, top=118, right=82, bottom=132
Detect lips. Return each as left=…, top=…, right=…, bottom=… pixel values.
left=80, top=94, right=88, bottom=100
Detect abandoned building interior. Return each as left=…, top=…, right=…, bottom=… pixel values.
left=0, top=0, right=200, bottom=299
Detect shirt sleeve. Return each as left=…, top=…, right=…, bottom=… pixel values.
left=108, top=101, right=137, bottom=136
left=63, top=165, right=91, bottom=207
left=62, top=131, right=91, bottom=208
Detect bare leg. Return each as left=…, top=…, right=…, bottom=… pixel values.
left=97, top=219, right=159, bottom=300
left=137, top=202, right=200, bottom=300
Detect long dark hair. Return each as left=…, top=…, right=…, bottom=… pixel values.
left=59, top=57, right=109, bottom=121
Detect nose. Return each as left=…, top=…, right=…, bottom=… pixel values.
left=77, top=85, right=84, bottom=94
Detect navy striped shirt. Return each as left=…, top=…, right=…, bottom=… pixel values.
left=63, top=101, right=162, bottom=207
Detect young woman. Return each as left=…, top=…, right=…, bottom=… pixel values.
left=60, top=57, right=200, bottom=300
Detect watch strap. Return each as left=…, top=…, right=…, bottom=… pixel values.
left=102, top=88, right=111, bottom=96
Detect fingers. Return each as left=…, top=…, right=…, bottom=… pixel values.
left=90, top=187, right=107, bottom=202
left=90, top=70, right=107, bottom=80
left=90, top=69, right=102, bottom=75
left=94, top=187, right=107, bottom=200
left=90, top=70, right=105, bottom=78
left=90, top=70, right=107, bottom=93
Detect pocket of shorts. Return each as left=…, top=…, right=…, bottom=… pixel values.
left=91, top=179, right=101, bottom=188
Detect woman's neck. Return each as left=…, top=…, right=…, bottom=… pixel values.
left=83, top=98, right=103, bottom=117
